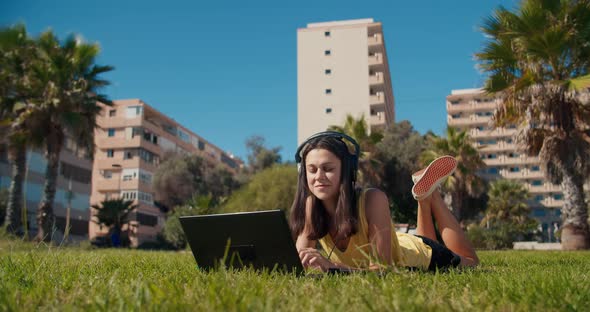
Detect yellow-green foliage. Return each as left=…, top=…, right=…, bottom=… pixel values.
left=222, top=165, right=297, bottom=214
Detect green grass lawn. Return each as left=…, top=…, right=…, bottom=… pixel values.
left=0, top=240, right=589, bottom=311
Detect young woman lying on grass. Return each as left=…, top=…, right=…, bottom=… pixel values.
left=290, top=131, right=479, bottom=272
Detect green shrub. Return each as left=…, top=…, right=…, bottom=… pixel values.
left=467, top=223, right=520, bottom=250
left=222, top=165, right=297, bottom=215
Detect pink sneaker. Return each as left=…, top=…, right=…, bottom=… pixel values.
left=411, top=156, right=457, bottom=200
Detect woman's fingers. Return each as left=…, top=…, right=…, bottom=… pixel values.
left=298, top=248, right=332, bottom=271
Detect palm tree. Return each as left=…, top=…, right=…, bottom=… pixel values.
left=328, top=114, right=383, bottom=187
left=91, top=199, right=136, bottom=247
left=482, top=179, right=532, bottom=227
left=421, top=127, right=486, bottom=221
left=0, top=24, right=43, bottom=235
left=476, top=0, right=590, bottom=249
left=31, top=31, right=113, bottom=241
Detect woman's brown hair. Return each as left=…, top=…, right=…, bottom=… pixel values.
left=290, top=135, right=359, bottom=241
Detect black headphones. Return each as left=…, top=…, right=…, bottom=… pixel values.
left=295, top=131, right=360, bottom=181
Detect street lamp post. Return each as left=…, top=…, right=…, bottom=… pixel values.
left=112, top=164, right=122, bottom=198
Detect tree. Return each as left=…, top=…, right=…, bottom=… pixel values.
left=153, top=152, right=240, bottom=210
left=245, top=135, right=282, bottom=174
left=328, top=114, right=383, bottom=187
left=476, top=0, right=590, bottom=249
left=30, top=31, right=113, bottom=241
left=91, top=199, right=136, bottom=247
left=482, top=179, right=536, bottom=233
left=420, top=127, right=486, bottom=221
left=374, top=120, right=428, bottom=224
left=0, top=24, right=43, bottom=235
left=153, top=152, right=205, bottom=210
left=222, top=165, right=297, bottom=216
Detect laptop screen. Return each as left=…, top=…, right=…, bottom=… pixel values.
left=180, top=210, right=304, bottom=275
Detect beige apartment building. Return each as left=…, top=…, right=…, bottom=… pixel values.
left=89, top=99, right=242, bottom=246
left=297, top=18, right=395, bottom=144
left=447, top=88, right=563, bottom=240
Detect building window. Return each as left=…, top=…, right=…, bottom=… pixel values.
left=534, top=195, right=544, bottom=202
left=325, top=69, right=332, bottom=75
left=109, top=110, right=116, bottom=117
left=554, top=194, right=563, bottom=200
left=488, top=167, right=499, bottom=174
left=125, top=106, right=143, bottom=119
left=509, top=167, right=520, bottom=172
left=450, top=100, right=461, bottom=105
left=324, top=31, right=330, bottom=37
left=531, top=180, right=543, bottom=186
left=533, top=208, right=546, bottom=216
left=139, top=170, right=153, bottom=184
left=106, top=149, right=114, bottom=158
left=324, top=50, right=331, bottom=56
left=107, top=129, right=115, bottom=137
left=60, top=162, right=92, bottom=184
left=531, top=165, right=540, bottom=171
left=221, top=153, right=238, bottom=169
left=136, top=212, right=158, bottom=227
left=325, top=89, right=332, bottom=95
left=326, top=108, right=332, bottom=114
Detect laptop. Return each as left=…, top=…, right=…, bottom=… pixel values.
left=180, top=210, right=304, bottom=275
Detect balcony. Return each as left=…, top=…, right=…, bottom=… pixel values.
left=369, top=92, right=385, bottom=105
left=370, top=112, right=386, bottom=126
left=98, top=116, right=142, bottom=129
left=524, top=171, right=545, bottom=179
left=469, top=127, right=517, bottom=139
left=369, top=72, right=384, bottom=85
left=97, top=136, right=141, bottom=149
left=528, top=184, right=562, bottom=194
left=448, top=115, right=492, bottom=127
left=95, top=179, right=121, bottom=192
left=368, top=33, right=383, bottom=46
left=503, top=171, right=525, bottom=179
left=483, top=158, right=503, bottom=166
left=446, top=100, right=498, bottom=113
left=368, top=53, right=383, bottom=66
left=446, top=102, right=472, bottom=113
left=544, top=199, right=565, bottom=208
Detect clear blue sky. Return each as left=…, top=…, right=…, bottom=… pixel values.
left=2, top=0, right=517, bottom=163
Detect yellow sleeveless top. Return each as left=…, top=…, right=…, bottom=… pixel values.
left=318, top=189, right=432, bottom=270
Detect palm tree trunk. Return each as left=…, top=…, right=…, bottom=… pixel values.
left=451, top=190, right=463, bottom=221
left=560, top=172, right=590, bottom=250
left=35, top=132, right=62, bottom=242
left=4, top=143, right=26, bottom=234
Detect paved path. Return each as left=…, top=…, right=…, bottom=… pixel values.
left=513, top=241, right=561, bottom=250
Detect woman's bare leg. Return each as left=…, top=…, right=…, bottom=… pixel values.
left=416, top=196, right=437, bottom=242
left=429, top=189, right=479, bottom=267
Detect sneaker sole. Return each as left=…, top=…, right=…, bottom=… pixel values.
left=412, top=156, right=457, bottom=200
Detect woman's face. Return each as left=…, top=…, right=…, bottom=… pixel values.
left=305, top=148, right=342, bottom=203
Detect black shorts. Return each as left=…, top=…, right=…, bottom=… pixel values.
left=414, top=235, right=461, bottom=271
